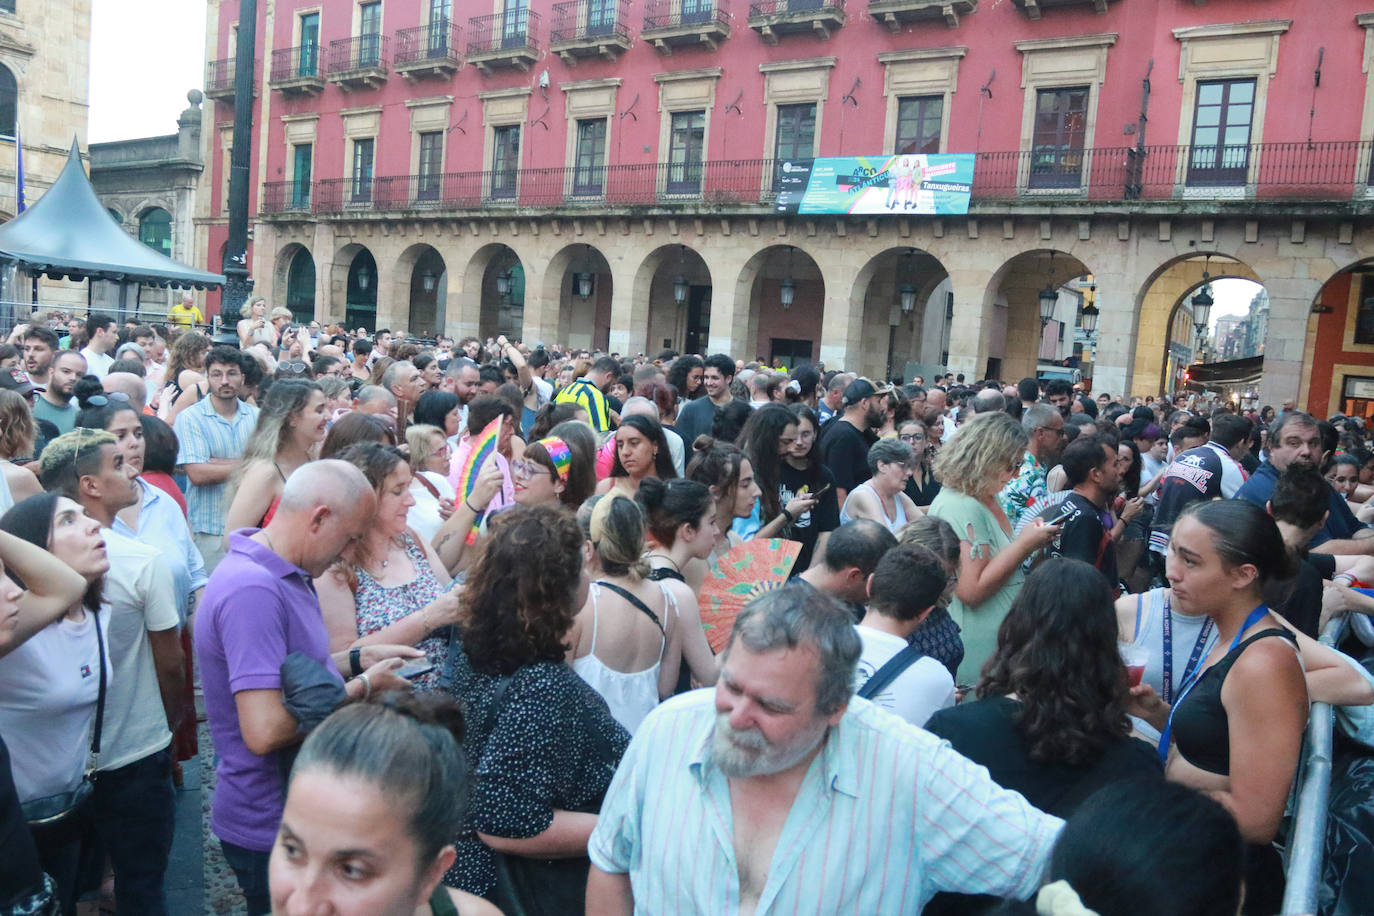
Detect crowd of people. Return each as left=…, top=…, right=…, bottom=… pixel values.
left=1, top=304, right=1374, bottom=915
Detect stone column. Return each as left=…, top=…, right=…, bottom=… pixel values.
left=311, top=223, right=335, bottom=325
left=942, top=260, right=998, bottom=379
left=1261, top=276, right=1323, bottom=409
left=1085, top=272, right=1134, bottom=398
left=704, top=244, right=751, bottom=357
left=815, top=248, right=862, bottom=372
left=607, top=257, right=641, bottom=356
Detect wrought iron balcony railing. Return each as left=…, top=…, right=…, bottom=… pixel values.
left=259, top=141, right=1374, bottom=216
left=327, top=34, right=389, bottom=75
left=269, top=45, right=325, bottom=85
left=395, top=19, right=462, bottom=71
left=467, top=9, right=543, bottom=56
left=205, top=57, right=238, bottom=97
left=644, top=0, right=731, bottom=30
left=550, top=0, right=631, bottom=45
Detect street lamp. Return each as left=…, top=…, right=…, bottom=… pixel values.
left=574, top=272, right=593, bottom=299
left=496, top=269, right=511, bottom=299
left=1038, top=284, right=1058, bottom=326
left=780, top=277, right=795, bottom=309
left=1079, top=301, right=1100, bottom=336
left=357, top=266, right=371, bottom=291
left=673, top=275, right=688, bottom=306
left=1192, top=255, right=1214, bottom=344
left=899, top=284, right=916, bottom=313
left=421, top=271, right=436, bottom=293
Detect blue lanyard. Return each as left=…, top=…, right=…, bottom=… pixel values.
left=1160, top=594, right=1215, bottom=706
left=1157, top=604, right=1269, bottom=763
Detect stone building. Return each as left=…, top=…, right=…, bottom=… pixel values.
left=0, top=0, right=91, bottom=310
left=197, top=0, right=1374, bottom=407
left=91, top=91, right=206, bottom=318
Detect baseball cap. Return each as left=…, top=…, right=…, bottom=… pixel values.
left=0, top=367, right=35, bottom=396
left=842, top=378, right=892, bottom=407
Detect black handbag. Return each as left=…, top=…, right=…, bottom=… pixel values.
left=21, top=609, right=105, bottom=840
left=482, top=674, right=620, bottom=916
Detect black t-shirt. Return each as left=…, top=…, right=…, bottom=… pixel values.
left=1267, top=556, right=1324, bottom=639
left=924, top=696, right=1162, bottom=818
left=0, top=734, right=45, bottom=905
left=1038, top=492, right=1117, bottom=586
left=818, top=419, right=871, bottom=494
left=778, top=462, right=840, bottom=573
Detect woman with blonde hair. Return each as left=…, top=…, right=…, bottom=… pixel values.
left=405, top=423, right=457, bottom=546
left=928, top=410, right=1060, bottom=683
left=156, top=330, right=210, bottom=423
left=222, top=380, right=329, bottom=539
left=567, top=494, right=682, bottom=734
left=0, top=390, right=41, bottom=515
left=237, top=297, right=276, bottom=350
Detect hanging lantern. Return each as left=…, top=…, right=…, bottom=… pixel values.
left=496, top=269, right=511, bottom=298
left=1080, top=302, right=1100, bottom=335
left=357, top=266, right=371, bottom=290
left=575, top=272, right=593, bottom=299
left=673, top=274, right=688, bottom=305
left=780, top=277, right=795, bottom=309
left=899, top=284, right=916, bottom=313
left=422, top=272, right=436, bottom=293
left=1038, top=284, right=1058, bottom=325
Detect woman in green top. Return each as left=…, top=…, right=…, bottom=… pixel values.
left=928, top=411, right=1060, bottom=683
left=268, top=693, right=500, bottom=916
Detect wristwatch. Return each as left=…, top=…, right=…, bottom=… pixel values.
left=349, top=647, right=363, bottom=677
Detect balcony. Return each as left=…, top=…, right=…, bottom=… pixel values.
left=395, top=19, right=462, bottom=79
left=259, top=142, right=1374, bottom=220
left=1011, top=0, right=1115, bottom=18
left=326, top=35, right=388, bottom=90
left=550, top=0, right=632, bottom=63
left=747, top=0, right=846, bottom=43
left=269, top=46, right=325, bottom=94
left=467, top=10, right=542, bottom=73
left=205, top=57, right=245, bottom=102
left=867, top=0, right=974, bottom=30
left=262, top=181, right=316, bottom=215
left=642, top=0, right=731, bottom=54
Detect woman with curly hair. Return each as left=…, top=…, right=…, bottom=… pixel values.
left=0, top=390, right=41, bottom=514
left=735, top=403, right=818, bottom=542
left=155, top=329, right=210, bottom=424
left=443, top=505, right=629, bottom=910
left=928, top=410, right=1060, bottom=682
left=667, top=355, right=704, bottom=403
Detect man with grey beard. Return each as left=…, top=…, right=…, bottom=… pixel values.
left=588, top=583, right=1063, bottom=915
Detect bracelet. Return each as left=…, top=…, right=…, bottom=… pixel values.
left=464, top=498, right=481, bottom=514
left=348, top=647, right=363, bottom=677
left=357, top=672, right=372, bottom=701
left=780, top=508, right=795, bottom=524
left=1335, top=572, right=1356, bottom=586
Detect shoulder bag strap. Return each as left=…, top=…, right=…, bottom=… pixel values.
left=481, top=675, right=515, bottom=742
left=414, top=473, right=442, bottom=500
left=91, top=608, right=106, bottom=759
left=593, top=581, right=665, bottom=636
left=857, top=644, right=925, bottom=700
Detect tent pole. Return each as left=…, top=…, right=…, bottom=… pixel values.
left=222, top=0, right=257, bottom=320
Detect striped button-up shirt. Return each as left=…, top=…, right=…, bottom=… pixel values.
left=589, top=690, right=1063, bottom=915
left=174, top=396, right=259, bottom=536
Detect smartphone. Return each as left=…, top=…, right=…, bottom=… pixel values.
left=810, top=483, right=832, bottom=501
left=396, top=659, right=437, bottom=681
left=1048, top=502, right=1076, bottom=526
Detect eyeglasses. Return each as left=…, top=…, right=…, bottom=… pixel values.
left=899, top=433, right=927, bottom=442
left=85, top=392, right=131, bottom=407
left=1037, top=425, right=1067, bottom=438
left=510, top=459, right=552, bottom=482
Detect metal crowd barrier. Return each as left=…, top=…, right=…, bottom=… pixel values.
left=1281, top=613, right=1351, bottom=914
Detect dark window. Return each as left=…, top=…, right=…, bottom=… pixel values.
left=0, top=65, right=15, bottom=140
left=351, top=138, right=374, bottom=203
left=0, top=1, right=15, bottom=14
left=417, top=131, right=443, bottom=201
left=501, top=0, right=528, bottom=48
left=895, top=96, right=942, bottom=157
left=667, top=110, right=705, bottom=195
left=586, top=0, right=615, bottom=35
left=427, top=0, right=452, bottom=54
left=1188, top=78, right=1255, bottom=187
left=138, top=208, right=172, bottom=256
left=1356, top=274, right=1374, bottom=346
left=359, top=2, right=382, bottom=66
left=573, top=119, right=607, bottom=196
left=492, top=125, right=520, bottom=199
left=774, top=102, right=816, bottom=190
left=1029, top=86, right=1088, bottom=189
left=299, top=12, right=320, bottom=76
left=681, top=0, right=712, bottom=23
left=292, top=143, right=312, bottom=208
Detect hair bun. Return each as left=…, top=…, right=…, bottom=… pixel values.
left=692, top=434, right=715, bottom=452
left=376, top=690, right=465, bottom=744
left=636, top=475, right=666, bottom=508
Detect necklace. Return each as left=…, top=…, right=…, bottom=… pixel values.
left=648, top=551, right=681, bottom=573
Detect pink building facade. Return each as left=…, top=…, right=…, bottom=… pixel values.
left=196, top=0, right=1374, bottom=403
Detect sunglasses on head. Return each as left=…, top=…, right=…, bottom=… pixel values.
left=85, top=392, right=131, bottom=407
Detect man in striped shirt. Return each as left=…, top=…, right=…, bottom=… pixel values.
left=588, top=583, right=1063, bottom=915
left=174, top=347, right=259, bottom=574
left=553, top=355, right=615, bottom=432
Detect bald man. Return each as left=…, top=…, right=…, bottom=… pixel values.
left=196, top=460, right=419, bottom=912
left=103, top=371, right=148, bottom=412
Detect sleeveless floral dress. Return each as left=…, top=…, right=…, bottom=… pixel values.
left=353, top=533, right=450, bottom=691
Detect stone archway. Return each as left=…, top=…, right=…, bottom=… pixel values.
left=542, top=243, right=612, bottom=352
left=330, top=244, right=378, bottom=332
left=733, top=244, right=824, bottom=366
left=634, top=244, right=712, bottom=357
left=984, top=248, right=1095, bottom=384
left=394, top=243, right=447, bottom=339
left=850, top=246, right=951, bottom=381
left=460, top=243, right=525, bottom=341
left=1131, top=253, right=1262, bottom=397
left=273, top=244, right=316, bottom=323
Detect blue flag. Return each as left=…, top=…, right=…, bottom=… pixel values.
left=14, top=122, right=24, bottom=213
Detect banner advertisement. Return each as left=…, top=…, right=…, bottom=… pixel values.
left=774, top=154, right=975, bottom=216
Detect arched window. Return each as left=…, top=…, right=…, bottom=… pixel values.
left=138, top=207, right=172, bottom=256
left=0, top=65, right=16, bottom=140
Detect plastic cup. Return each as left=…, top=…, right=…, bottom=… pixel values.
left=1120, top=643, right=1149, bottom=688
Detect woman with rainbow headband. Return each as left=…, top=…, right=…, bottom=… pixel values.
left=513, top=435, right=596, bottom=510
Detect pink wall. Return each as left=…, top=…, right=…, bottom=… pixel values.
left=205, top=0, right=1368, bottom=314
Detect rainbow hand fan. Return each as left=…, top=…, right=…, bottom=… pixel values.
left=698, top=539, right=802, bottom=653
left=454, top=416, right=502, bottom=545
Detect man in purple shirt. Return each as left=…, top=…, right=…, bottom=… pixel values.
left=195, top=460, right=417, bottom=915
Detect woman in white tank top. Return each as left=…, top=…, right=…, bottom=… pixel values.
left=568, top=494, right=683, bottom=734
